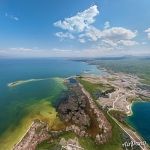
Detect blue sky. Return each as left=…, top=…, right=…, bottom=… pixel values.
left=0, top=0, right=150, bottom=57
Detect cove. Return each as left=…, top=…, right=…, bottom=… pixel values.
left=126, top=101, right=150, bottom=144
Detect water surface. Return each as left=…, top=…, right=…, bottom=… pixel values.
left=0, top=58, right=102, bottom=149
left=126, top=102, right=150, bottom=144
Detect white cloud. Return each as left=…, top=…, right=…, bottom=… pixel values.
left=53, top=5, right=138, bottom=48
left=101, top=39, right=117, bottom=47
left=145, top=28, right=150, bottom=39
left=52, top=48, right=73, bottom=52
left=5, top=13, right=19, bottom=21
left=117, top=40, right=138, bottom=46
left=104, top=21, right=110, bottom=29
left=101, top=27, right=137, bottom=40
left=99, top=39, right=138, bottom=50
left=54, top=5, right=99, bottom=32
left=55, top=32, right=75, bottom=40
left=1, top=45, right=150, bottom=58
left=78, top=26, right=137, bottom=47
left=10, top=47, right=33, bottom=51
left=52, top=4, right=141, bottom=57
left=79, top=38, right=86, bottom=43
left=80, top=26, right=102, bottom=41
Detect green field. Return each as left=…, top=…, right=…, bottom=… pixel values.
left=77, top=78, right=123, bottom=150
left=79, top=114, right=123, bottom=150
left=88, top=58, right=150, bottom=84
left=78, top=77, right=114, bottom=100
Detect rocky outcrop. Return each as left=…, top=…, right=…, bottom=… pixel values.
left=79, top=83, right=112, bottom=144
left=58, top=79, right=112, bottom=144
left=58, top=83, right=91, bottom=130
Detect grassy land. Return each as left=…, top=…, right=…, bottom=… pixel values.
left=37, top=116, right=123, bottom=150
left=79, top=113, right=123, bottom=150
left=36, top=132, right=76, bottom=150
left=77, top=79, right=123, bottom=150
left=77, top=77, right=114, bottom=100
left=36, top=139, right=61, bottom=150
left=88, top=58, right=150, bottom=84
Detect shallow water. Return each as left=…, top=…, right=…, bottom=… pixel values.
left=0, top=58, right=102, bottom=149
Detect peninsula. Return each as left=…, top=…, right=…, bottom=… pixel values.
left=13, top=69, right=150, bottom=150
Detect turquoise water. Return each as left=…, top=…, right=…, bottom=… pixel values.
left=0, top=58, right=102, bottom=141
left=126, top=102, right=150, bottom=144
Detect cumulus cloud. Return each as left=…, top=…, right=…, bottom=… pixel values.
left=101, top=39, right=117, bottom=47
left=55, top=32, right=75, bottom=40
left=5, top=13, right=19, bottom=21
left=101, top=27, right=137, bottom=40
left=78, top=26, right=137, bottom=47
left=104, top=21, right=110, bottom=29
left=54, top=5, right=99, bottom=32
left=145, top=28, right=150, bottom=39
left=117, top=40, right=138, bottom=46
left=100, top=28, right=138, bottom=47
left=53, top=4, right=139, bottom=56
left=80, top=26, right=102, bottom=41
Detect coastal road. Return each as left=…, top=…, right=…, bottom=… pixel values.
left=109, top=88, right=149, bottom=150
left=79, top=80, right=149, bottom=150
left=107, top=110, right=149, bottom=150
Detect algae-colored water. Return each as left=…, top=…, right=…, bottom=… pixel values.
left=0, top=59, right=102, bottom=150
left=0, top=78, right=66, bottom=150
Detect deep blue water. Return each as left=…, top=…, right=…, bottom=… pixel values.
left=126, top=102, right=150, bottom=144
left=0, top=58, right=100, bottom=87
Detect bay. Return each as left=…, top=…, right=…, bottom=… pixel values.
left=126, top=102, right=150, bottom=144
left=0, top=58, right=102, bottom=149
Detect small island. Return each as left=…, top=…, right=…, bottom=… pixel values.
left=8, top=78, right=47, bottom=87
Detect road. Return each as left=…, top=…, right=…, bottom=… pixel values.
left=108, top=89, right=149, bottom=150
left=107, top=110, right=149, bottom=150
left=79, top=80, right=149, bottom=150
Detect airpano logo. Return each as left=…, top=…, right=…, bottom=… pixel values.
left=122, top=141, right=146, bottom=148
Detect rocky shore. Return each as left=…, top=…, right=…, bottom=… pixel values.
left=13, top=120, right=50, bottom=150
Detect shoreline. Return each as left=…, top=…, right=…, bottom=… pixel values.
left=127, top=100, right=150, bottom=117
left=12, top=122, right=34, bottom=150
left=126, top=101, right=134, bottom=117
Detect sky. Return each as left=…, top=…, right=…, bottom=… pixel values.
left=0, top=0, right=150, bottom=58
